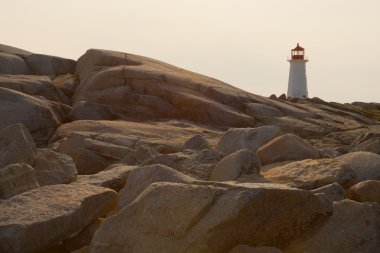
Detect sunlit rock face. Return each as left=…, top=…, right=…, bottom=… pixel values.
left=0, top=43, right=380, bottom=253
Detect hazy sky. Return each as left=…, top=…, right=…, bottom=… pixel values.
left=2, top=0, right=380, bottom=103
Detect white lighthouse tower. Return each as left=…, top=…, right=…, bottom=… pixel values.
left=287, top=43, right=308, bottom=99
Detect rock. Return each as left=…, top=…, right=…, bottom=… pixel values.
left=0, top=184, right=117, bottom=253
left=0, top=52, right=29, bottom=74
left=278, top=93, right=286, bottom=100
left=245, top=103, right=284, bottom=117
left=0, top=123, right=37, bottom=168
left=348, top=180, right=380, bottom=204
left=118, top=164, right=195, bottom=209
left=91, top=181, right=332, bottom=253
left=351, top=132, right=380, bottom=154
left=216, top=126, right=282, bottom=155
left=63, top=218, right=103, bottom=252
left=72, top=164, right=134, bottom=192
left=263, top=158, right=356, bottom=190
left=69, top=101, right=116, bottom=121
left=0, top=75, right=70, bottom=104
left=33, top=148, right=78, bottom=186
left=286, top=200, right=380, bottom=253
left=24, top=53, right=76, bottom=76
left=0, top=163, right=39, bottom=199
left=209, top=149, right=260, bottom=181
left=134, top=146, right=160, bottom=163
left=337, top=151, right=380, bottom=182
left=229, top=245, right=283, bottom=253
left=73, top=49, right=255, bottom=127
left=52, top=74, right=79, bottom=98
left=311, top=182, right=347, bottom=202
left=183, top=134, right=210, bottom=150
left=143, top=149, right=221, bottom=180
left=0, top=44, right=31, bottom=56
left=257, top=134, right=319, bottom=165
left=0, top=87, right=67, bottom=145
left=269, top=94, right=277, bottom=99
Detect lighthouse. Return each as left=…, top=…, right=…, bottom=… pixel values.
left=287, top=43, right=308, bottom=99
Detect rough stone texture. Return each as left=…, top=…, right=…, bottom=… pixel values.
left=73, top=49, right=255, bottom=127
left=143, top=149, right=221, bottom=180
left=118, top=164, right=195, bottom=210
left=24, top=53, right=76, bottom=76
left=0, top=184, right=117, bottom=253
left=338, top=151, right=380, bottom=182
left=134, top=146, right=160, bottom=164
left=348, top=180, right=380, bottom=204
left=0, top=52, right=29, bottom=74
left=209, top=149, right=260, bottom=181
left=183, top=134, right=210, bottom=150
left=216, top=126, right=283, bottom=155
left=34, top=148, right=78, bottom=186
left=72, top=164, right=135, bottom=192
left=257, top=134, right=319, bottom=165
left=52, top=74, right=79, bottom=98
left=63, top=218, right=103, bottom=252
left=263, top=158, right=357, bottom=190
left=0, top=163, right=39, bottom=199
left=311, top=182, right=347, bottom=202
left=351, top=132, right=380, bottom=155
left=0, top=75, right=70, bottom=104
left=0, top=123, right=37, bottom=168
left=245, top=102, right=284, bottom=117
left=91, top=182, right=332, bottom=253
left=285, top=200, right=380, bottom=253
left=0, top=87, right=68, bottom=145
left=230, top=245, right=283, bottom=253
left=69, top=101, right=115, bottom=121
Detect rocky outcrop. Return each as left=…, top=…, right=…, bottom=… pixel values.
left=209, top=149, right=260, bottom=181
left=0, top=123, right=37, bottom=168
left=216, top=126, right=282, bottom=155
left=263, top=158, right=356, bottom=190
left=91, top=182, right=332, bottom=253
left=0, top=184, right=117, bottom=253
left=257, top=134, right=319, bottom=165
left=33, top=148, right=78, bottom=186
left=347, top=180, right=380, bottom=204
left=0, top=163, right=39, bottom=199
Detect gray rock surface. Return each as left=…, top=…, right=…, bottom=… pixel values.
left=338, top=151, right=380, bottom=182
left=348, top=180, right=380, bottom=204
left=311, top=182, right=347, bottom=202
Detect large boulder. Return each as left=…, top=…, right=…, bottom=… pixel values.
left=0, top=123, right=37, bottom=168
left=0, top=88, right=67, bottom=145
left=285, top=200, right=380, bottom=253
left=24, top=53, right=76, bottom=76
left=0, top=75, right=70, bottom=104
left=244, top=102, right=284, bottom=118
left=311, top=182, right=347, bottom=202
left=52, top=74, right=79, bottom=98
left=0, top=163, right=39, bottom=199
left=0, top=184, right=117, bottom=253
left=0, top=52, right=29, bottom=74
left=209, top=149, right=260, bottom=181
left=257, top=134, right=319, bottom=165
left=262, top=158, right=356, bottom=190
left=337, top=151, right=380, bottom=182
left=183, top=134, right=210, bottom=150
left=33, top=148, right=78, bottom=186
left=73, top=49, right=255, bottom=127
left=216, top=126, right=282, bottom=155
left=91, top=182, right=332, bottom=253
left=348, top=180, right=380, bottom=204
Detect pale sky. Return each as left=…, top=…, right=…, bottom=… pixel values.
left=2, top=0, right=380, bottom=103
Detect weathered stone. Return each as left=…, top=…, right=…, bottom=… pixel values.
left=0, top=184, right=117, bottom=253
left=245, top=102, right=284, bottom=117
left=91, top=182, right=332, bottom=253
left=52, top=74, right=79, bottom=98
left=216, top=126, right=282, bottom=155
left=0, top=52, right=29, bottom=74
left=209, top=149, right=260, bottom=181
left=311, top=182, right=347, bottom=202
left=229, top=245, right=283, bottom=253
left=134, top=146, right=160, bottom=163
left=338, top=151, right=380, bottom=182
left=351, top=132, right=380, bottom=154
left=286, top=200, right=380, bottom=253
left=0, top=123, right=37, bottom=168
left=34, top=148, right=78, bottom=186
left=348, top=180, right=380, bottom=204
left=69, top=101, right=115, bottom=121
left=263, top=158, right=356, bottom=190
left=0, top=88, right=67, bottom=145
left=257, top=134, right=319, bottom=165
left=183, top=134, right=210, bottom=150
left=118, top=164, right=195, bottom=210
left=0, top=163, right=39, bottom=199
left=24, top=53, right=75, bottom=76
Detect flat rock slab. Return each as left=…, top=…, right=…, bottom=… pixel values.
left=0, top=184, right=117, bottom=253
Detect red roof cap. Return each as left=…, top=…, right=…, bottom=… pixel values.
left=292, top=43, right=304, bottom=51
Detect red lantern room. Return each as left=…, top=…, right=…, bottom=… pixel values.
left=291, top=43, right=305, bottom=60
